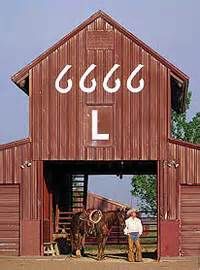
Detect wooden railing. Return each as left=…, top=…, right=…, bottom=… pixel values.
left=55, top=211, right=74, bottom=234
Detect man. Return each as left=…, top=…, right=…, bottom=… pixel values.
left=124, top=208, right=143, bottom=262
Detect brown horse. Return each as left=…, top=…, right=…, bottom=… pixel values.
left=94, top=208, right=126, bottom=260
left=70, top=208, right=127, bottom=260
left=70, top=209, right=102, bottom=257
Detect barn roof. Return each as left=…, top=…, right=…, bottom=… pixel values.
left=87, top=192, right=130, bottom=209
left=0, top=138, right=30, bottom=151
left=11, top=10, right=189, bottom=111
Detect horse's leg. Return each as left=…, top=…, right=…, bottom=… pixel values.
left=81, top=234, right=86, bottom=256
left=71, top=231, right=77, bottom=256
left=97, top=236, right=103, bottom=260
left=70, top=234, right=74, bottom=255
left=75, top=233, right=81, bottom=257
left=101, top=235, right=108, bottom=259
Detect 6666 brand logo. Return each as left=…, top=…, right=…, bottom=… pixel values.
left=55, top=64, right=144, bottom=94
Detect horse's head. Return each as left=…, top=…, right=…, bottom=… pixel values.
left=116, top=207, right=127, bottom=227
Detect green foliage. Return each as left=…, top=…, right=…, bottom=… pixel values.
left=130, top=175, right=156, bottom=215
left=172, top=91, right=200, bottom=143
left=171, top=92, right=191, bottom=140
left=172, top=92, right=200, bottom=143
left=131, top=91, right=200, bottom=213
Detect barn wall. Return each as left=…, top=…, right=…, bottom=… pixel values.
left=179, top=185, right=200, bottom=256
left=159, top=139, right=200, bottom=221
left=30, top=16, right=169, bottom=161
left=158, top=139, right=200, bottom=257
left=168, top=139, right=200, bottom=185
left=158, top=155, right=178, bottom=221
left=0, top=184, right=20, bottom=255
left=87, top=192, right=129, bottom=211
left=20, top=160, right=43, bottom=255
left=0, top=139, right=43, bottom=255
left=0, top=139, right=31, bottom=185
left=0, top=139, right=43, bottom=219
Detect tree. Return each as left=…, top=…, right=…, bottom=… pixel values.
left=130, top=175, right=156, bottom=215
left=171, top=91, right=191, bottom=140
left=131, top=91, right=200, bottom=213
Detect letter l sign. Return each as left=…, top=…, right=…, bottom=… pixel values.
left=92, top=110, right=109, bottom=140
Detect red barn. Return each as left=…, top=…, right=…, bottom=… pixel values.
left=0, top=11, right=200, bottom=258
left=87, top=192, right=130, bottom=211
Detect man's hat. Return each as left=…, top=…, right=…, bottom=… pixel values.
left=127, top=208, right=138, bottom=216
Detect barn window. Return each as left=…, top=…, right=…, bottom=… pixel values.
left=170, top=73, right=188, bottom=139
left=170, top=74, right=186, bottom=114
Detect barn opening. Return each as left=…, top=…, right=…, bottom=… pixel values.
left=170, top=73, right=187, bottom=114
left=43, top=160, right=157, bottom=259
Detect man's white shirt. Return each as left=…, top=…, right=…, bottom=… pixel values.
left=124, top=217, right=143, bottom=236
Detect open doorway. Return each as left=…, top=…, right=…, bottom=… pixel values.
left=43, top=160, right=157, bottom=260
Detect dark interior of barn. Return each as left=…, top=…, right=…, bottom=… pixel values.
left=170, top=74, right=187, bottom=114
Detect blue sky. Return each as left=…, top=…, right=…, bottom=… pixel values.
left=0, top=1, right=199, bottom=203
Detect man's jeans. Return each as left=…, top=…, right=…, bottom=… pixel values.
left=128, top=234, right=142, bottom=262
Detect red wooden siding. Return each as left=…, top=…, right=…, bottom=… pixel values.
left=0, top=185, right=20, bottom=256
left=21, top=220, right=41, bottom=256
left=160, top=220, right=180, bottom=257
left=168, top=139, right=200, bottom=184
left=0, top=139, right=41, bottom=219
left=30, top=16, right=169, bottom=161
left=158, top=139, right=200, bottom=221
left=87, top=192, right=129, bottom=211
left=158, top=139, right=200, bottom=257
left=0, top=139, right=30, bottom=184
left=180, top=185, right=200, bottom=256
left=0, top=139, right=44, bottom=255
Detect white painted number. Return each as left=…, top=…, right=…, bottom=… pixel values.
left=103, top=64, right=121, bottom=93
left=55, top=64, right=72, bottom=93
left=92, top=110, right=109, bottom=140
left=79, top=64, right=96, bottom=93
left=127, top=64, right=144, bottom=93
left=55, top=64, right=145, bottom=94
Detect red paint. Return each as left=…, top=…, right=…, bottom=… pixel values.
left=21, top=220, right=40, bottom=256
left=160, top=220, right=180, bottom=257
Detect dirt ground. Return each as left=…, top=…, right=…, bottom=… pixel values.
left=0, top=255, right=199, bottom=270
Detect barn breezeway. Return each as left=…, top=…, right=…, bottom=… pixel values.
left=43, top=160, right=158, bottom=259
